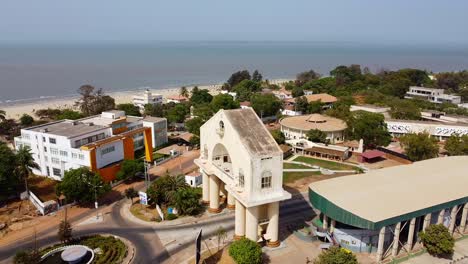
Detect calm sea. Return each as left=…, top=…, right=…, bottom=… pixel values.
left=1, top=41, right=468, bottom=104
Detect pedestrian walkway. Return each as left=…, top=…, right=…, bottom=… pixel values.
left=403, top=238, right=468, bottom=264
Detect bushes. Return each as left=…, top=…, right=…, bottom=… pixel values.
left=314, top=246, right=357, bottom=264
left=166, top=213, right=178, bottom=220
left=82, top=235, right=127, bottom=264
left=419, top=224, right=455, bottom=256
left=229, top=238, right=262, bottom=264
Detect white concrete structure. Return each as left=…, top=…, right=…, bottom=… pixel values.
left=166, top=95, right=188, bottom=104
left=185, top=171, right=202, bottom=187
left=132, top=89, right=163, bottom=111
left=195, top=108, right=291, bottom=246
left=350, top=105, right=390, bottom=114
left=272, top=88, right=293, bottom=100
left=405, top=86, right=461, bottom=104
left=14, top=110, right=165, bottom=181
left=386, top=119, right=468, bottom=140
left=286, top=139, right=350, bottom=161
left=220, top=90, right=237, bottom=100
left=280, top=114, right=347, bottom=143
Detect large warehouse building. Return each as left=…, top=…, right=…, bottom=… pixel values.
left=309, top=156, right=468, bottom=262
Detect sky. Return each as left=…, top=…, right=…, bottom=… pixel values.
left=1, top=0, right=468, bottom=45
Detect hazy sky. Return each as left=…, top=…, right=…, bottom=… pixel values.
left=1, top=0, right=468, bottom=45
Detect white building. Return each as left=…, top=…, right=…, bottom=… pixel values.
left=280, top=114, right=348, bottom=143
left=386, top=119, right=468, bottom=140
left=14, top=110, right=167, bottom=181
left=405, top=86, right=461, bottom=104
left=132, top=89, right=163, bottom=111
left=272, top=88, right=293, bottom=100
left=195, top=108, right=291, bottom=246
left=350, top=105, right=390, bottom=114
left=185, top=171, right=202, bottom=187
left=220, top=90, right=237, bottom=100
left=166, top=95, right=188, bottom=104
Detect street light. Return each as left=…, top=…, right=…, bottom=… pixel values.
left=85, top=175, right=102, bottom=220
left=144, top=159, right=152, bottom=189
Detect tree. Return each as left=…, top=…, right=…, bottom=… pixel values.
left=179, top=86, right=189, bottom=98
left=307, top=129, right=328, bottom=144
left=192, top=104, right=214, bottom=121
left=0, top=142, right=19, bottom=200
left=116, top=160, right=144, bottom=181
left=211, top=94, right=240, bottom=113
left=56, top=109, right=82, bottom=120
left=330, top=65, right=362, bottom=86
left=185, top=117, right=204, bottom=136
left=167, top=104, right=189, bottom=123
left=116, top=103, right=141, bottom=116
left=444, top=134, right=468, bottom=156
left=19, top=114, right=34, bottom=126
left=229, top=238, right=262, bottom=264
left=58, top=209, right=72, bottom=243
left=190, top=88, right=213, bottom=105
left=173, top=187, right=202, bottom=215
left=419, top=224, right=455, bottom=256
left=0, top=109, right=5, bottom=121
left=34, top=108, right=63, bottom=120
left=227, top=70, right=251, bottom=88
left=75, top=85, right=115, bottom=116
left=144, top=103, right=164, bottom=117
left=400, top=133, right=439, bottom=161
left=215, top=226, right=228, bottom=250
left=231, top=80, right=261, bottom=102
left=308, top=100, right=323, bottom=114
left=296, top=69, right=321, bottom=86
left=314, top=246, right=358, bottom=264
left=250, top=93, right=281, bottom=117
left=271, top=130, right=285, bottom=144
left=15, top=146, right=39, bottom=194
left=252, top=70, right=263, bottom=82
left=56, top=167, right=110, bottom=204
left=189, top=135, right=200, bottom=146
left=294, top=96, right=309, bottom=114
left=389, top=100, right=421, bottom=120
left=291, top=86, right=304, bottom=97
left=147, top=174, right=188, bottom=205
left=125, top=187, right=138, bottom=204
left=13, top=249, right=40, bottom=264
left=347, top=111, right=391, bottom=148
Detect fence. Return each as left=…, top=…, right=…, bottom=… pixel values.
left=376, top=146, right=412, bottom=163
left=28, top=191, right=58, bottom=216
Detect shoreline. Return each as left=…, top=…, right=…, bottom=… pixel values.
left=0, top=84, right=223, bottom=120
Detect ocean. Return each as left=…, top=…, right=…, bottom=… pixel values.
left=1, top=41, right=468, bottom=104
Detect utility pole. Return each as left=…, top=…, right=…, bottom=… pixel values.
left=85, top=174, right=102, bottom=220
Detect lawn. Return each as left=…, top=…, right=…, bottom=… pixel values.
left=293, top=156, right=357, bottom=171
left=283, top=171, right=322, bottom=184
left=130, top=203, right=160, bottom=222
left=153, top=152, right=169, bottom=160
left=283, top=163, right=312, bottom=170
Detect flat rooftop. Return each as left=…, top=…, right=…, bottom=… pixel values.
left=27, top=120, right=108, bottom=138
left=309, top=156, right=468, bottom=229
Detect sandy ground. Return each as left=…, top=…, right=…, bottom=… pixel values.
left=1, top=84, right=222, bottom=119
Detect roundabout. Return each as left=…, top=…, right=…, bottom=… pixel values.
left=40, top=245, right=94, bottom=264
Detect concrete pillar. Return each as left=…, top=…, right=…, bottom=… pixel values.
left=227, top=191, right=235, bottom=210
left=202, top=172, right=210, bottom=204
left=266, top=202, right=280, bottom=247
left=460, top=203, right=468, bottom=233
left=449, top=205, right=458, bottom=234
left=208, top=175, right=221, bottom=213
left=376, top=226, right=386, bottom=263
left=392, top=222, right=401, bottom=258
left=406, top=218, right=416, bottom=251
left=234, top=200, right=245, bottom=240
left=423, top=213, right=431, bottom=230
left=245, top=206, right=259, bottom=242
left=437, top=209, right=445, bottom=224
left=323, top=215, right=329, bottom=230
left=330, top=219, right=336, bottom=233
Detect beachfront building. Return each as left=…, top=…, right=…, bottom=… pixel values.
left=132, top=89, right=163, bottom=111
left=166, top=95, right=188, bottom=104
left=309, top=156, right=468, bottom=262
left=386, top=119, right=468, bottom=140
left=280, top=114, right=347, bottom=143
left=405, top=86, right=461, bottom=104
left=14, top=110, right=167, bottom=181
left=195, top=108, right=291, bottom=246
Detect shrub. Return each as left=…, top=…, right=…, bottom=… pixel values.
left=419, top=224, right=455, bottom=256
left=14, top=250, right=40, bottom=264
left=173, top=187, right=202, bottom=215
left=229, top=238, right=262, bottom=264
left=166, top=213, right=178, bottom=220
left=314, top=246, right=357, bottom=264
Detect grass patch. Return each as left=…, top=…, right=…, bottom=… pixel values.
left=130, top=203, right=160, bottom=222
left=293, top=156, right=356, bottom=171
left=153, top=152, right=169, bottom=160
left=283, top=171, right=322, bottom=183
left=283, top=163, right=312, bottom=170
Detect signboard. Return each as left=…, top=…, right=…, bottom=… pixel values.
left=156, top=204, right=164, bottom=221
left=139, top=191, right=148, bottom=205
left=195, top=229, right=202, bottom=264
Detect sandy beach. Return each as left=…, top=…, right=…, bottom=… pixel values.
left=0, top=84, right=223, bottom=120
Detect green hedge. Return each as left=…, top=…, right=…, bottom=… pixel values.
left=229, top=238, right=262, bottom=264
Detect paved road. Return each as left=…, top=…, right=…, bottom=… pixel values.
left=0, top=191, right=314, bottom=264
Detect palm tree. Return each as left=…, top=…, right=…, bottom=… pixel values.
left=164, top=174, right=188, bottom=202
left=15, top=146, right=39, bottom=194
left=0, top=109, right=5, bottom=121
left=179, top=86, right=189, bottom=98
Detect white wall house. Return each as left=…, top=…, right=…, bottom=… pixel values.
left=386, top=119, right=468, bottom=140
left=405, top=86, right=461, bottom=104
left=133, top=89, right=163, bottom=111
left=185, top=171, right=202, bottom=187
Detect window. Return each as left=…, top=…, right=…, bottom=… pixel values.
left=42, top=136, right=46, bottom=142
left=46, top=166, right=50, bottom=176
left=60, top=150, right=68, bottom=157
left=22, top=133, right=30, bottom=140
left=101, top=146, right=115, bottom=156
left=50, top=148, right=58, bottom=155
left=79, top=154, right=85, bottom=160
left=44, top=146, right=47, bottom=152
left=49, top=138, right=56, bottom=144
left=261, top=171, right=272, bottom=189
left=75, top=140, right=81, bottom=147
left=52, top=168, right=61, bottom=177
left=51, top=157, right=60, bottom=164
left=72, top=153, right=78, bottom=159
left=238, top=169, right=245, bottom=188
left=44, top=156, right=48, bottom=162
